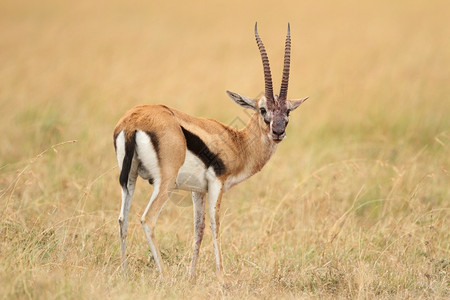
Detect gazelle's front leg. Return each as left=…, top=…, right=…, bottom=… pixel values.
left=207, top=176, right=225, bottom=281
left=189, top=191, right=206, bottom=280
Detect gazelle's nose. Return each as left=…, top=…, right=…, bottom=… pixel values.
left=272, top=128, right=285, bottom=136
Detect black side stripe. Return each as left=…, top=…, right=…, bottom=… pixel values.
left=119, top=131, right=136, bottom=191
left=180, top=126, right=226, bottom=176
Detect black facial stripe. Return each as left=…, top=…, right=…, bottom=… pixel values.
left=145, top=131, right=160, bottom=160
left=181, top=126, right=226, bottom=176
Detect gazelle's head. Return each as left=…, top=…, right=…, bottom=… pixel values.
left=227, top=23, right=309, bottom=143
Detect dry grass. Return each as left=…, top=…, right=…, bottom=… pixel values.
left=0, top=0, right=449, bottom=298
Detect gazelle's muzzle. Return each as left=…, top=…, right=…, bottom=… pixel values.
left=271, top=115, right=287, bottom=142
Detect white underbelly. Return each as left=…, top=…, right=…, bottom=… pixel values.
left=175, top=151, right=208, bottom=192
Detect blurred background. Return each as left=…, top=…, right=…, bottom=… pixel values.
left=0, top=0, right=448, bottom=298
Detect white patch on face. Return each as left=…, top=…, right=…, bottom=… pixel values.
left=176, top=150, right=208, bottom=192
left=268, top=120, right=274, bottom=139
left=115, top=130, right=126, bottom=169
left=258, top=97, right=267, bottom=108
left=135, top=130, right=160, bottom=183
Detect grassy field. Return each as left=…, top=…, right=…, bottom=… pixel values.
left=0, top=0, right=449, bottom=298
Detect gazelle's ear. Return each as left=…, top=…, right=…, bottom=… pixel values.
left=226, top=90, right=257, bottom=111
left=287, top=97, right=309, bottom=111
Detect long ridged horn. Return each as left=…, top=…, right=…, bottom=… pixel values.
left=254, top=22, right=274, bottom=102
left=279, top=23, right=291, bottom=102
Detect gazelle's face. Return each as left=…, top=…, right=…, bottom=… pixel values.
left=258, top=95, right=289, bottom=143
left=226, top=90, right=309, bottom=143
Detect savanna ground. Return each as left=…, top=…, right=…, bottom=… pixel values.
left=0, top=0, right=449, bottom=298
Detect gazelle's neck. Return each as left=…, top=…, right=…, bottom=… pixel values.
left=239, top=112, right=277, bottom=175
left=224, top=113, right=277, bottom=191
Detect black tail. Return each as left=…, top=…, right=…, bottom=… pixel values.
left=119, top=131, right=136, bottom=192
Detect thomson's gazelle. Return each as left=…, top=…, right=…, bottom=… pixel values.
left=113, top=23, right=309, bottom=281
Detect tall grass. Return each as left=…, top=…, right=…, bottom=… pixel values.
left=0, top=0, right=448, bottom=298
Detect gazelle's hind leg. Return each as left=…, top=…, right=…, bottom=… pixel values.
left=140, top=177, right=176, bottom=276
left=134, top=126, right=186, bottom=277
left=116, top=130, right=138, bottom=271
left=118, top=169, right=137, bottom=270
left=189, top=191, right=206, bottom=280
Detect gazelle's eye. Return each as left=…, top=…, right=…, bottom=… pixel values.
left=260, top=107, right=267, bottom=115
left=286, top=109, right=291, bottom=117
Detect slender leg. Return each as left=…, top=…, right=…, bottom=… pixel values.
left=140, top=179, right=174, bottom=277
left=207, top=178, right=225, bottom=281
left=118, top=172, right=137, bottom=270
left=189, top=192, right=206, bottom=279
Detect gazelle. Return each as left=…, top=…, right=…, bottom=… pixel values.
left=113, top=23, right=309, bottom=281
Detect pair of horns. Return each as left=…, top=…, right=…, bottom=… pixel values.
left=254, top=22, right=291, bottom=103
